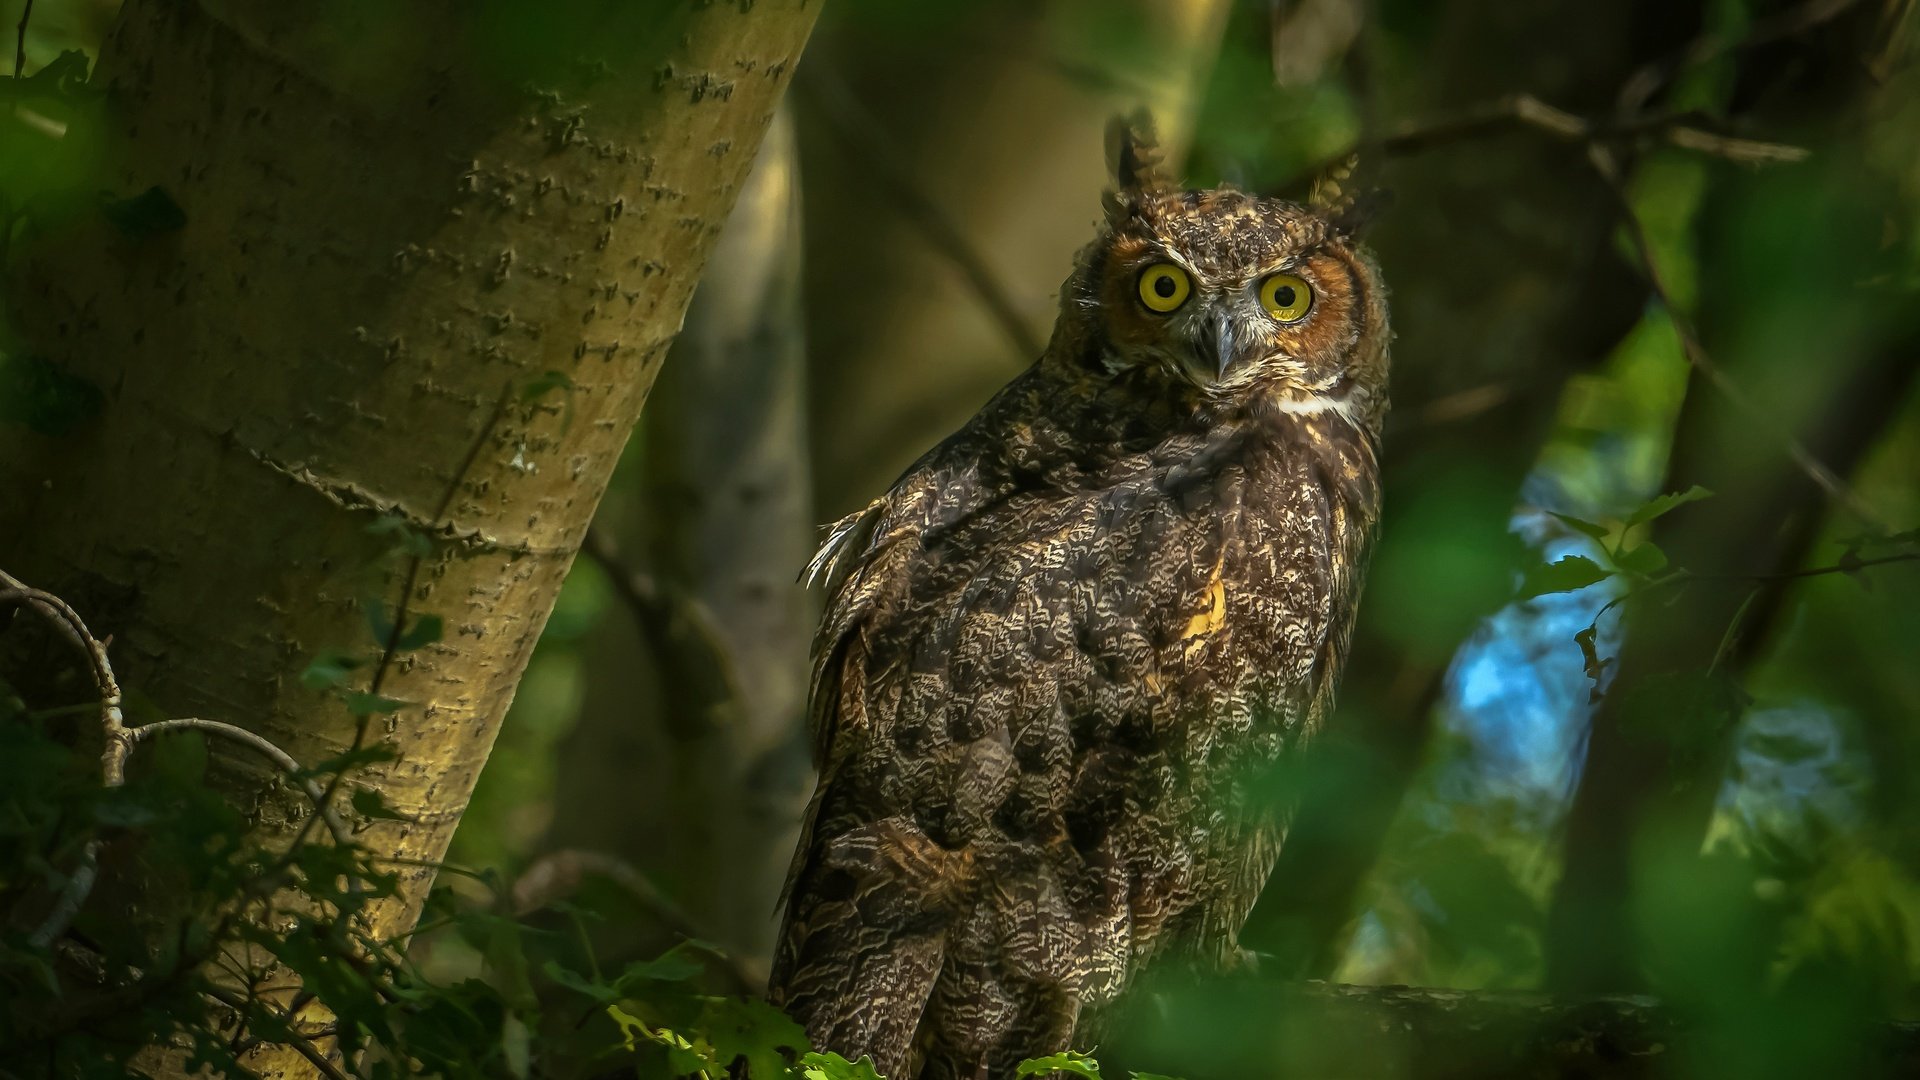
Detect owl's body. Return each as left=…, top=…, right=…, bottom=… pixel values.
left=769, top=120, right=1389, bottom=1079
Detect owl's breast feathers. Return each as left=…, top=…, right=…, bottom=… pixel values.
left=772, top=363, right=1381, bottom=1077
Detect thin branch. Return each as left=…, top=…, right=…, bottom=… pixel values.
left=288, top=383, right=512, bottom=863
left=580, top=525, right=743, bottom=737
left=1586, top=143, right=1886, bottom=530
left=1302, top=93, right=1807, bottom=186
left=122, top=717, right=351, bottom=845
left=199, top=985, right=351, bottom=1080
left=2, top=571, right=348, bottom=953
left=1617, top=0, right=1866, bottom=113
left=796, top=68, right=1046, bottom=363
left=26, top=840, right=99, bottom=950
left=1688, top=548, right=1919, bottom=582
left=0, top=574, right=126, bottom=751
left=13, top=0, right=30, bottom=81
left=0, top=571, right=129, bottom=953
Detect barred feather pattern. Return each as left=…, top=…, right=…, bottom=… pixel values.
left=769, top=121, right=1389, bottom=1080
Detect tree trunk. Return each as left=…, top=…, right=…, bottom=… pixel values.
left=0, top=0, right=817, bottom=1072
left=545, top=105, right=816, bottom=977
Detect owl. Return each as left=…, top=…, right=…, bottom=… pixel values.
left=767, top=115, right=1389, bottom=1079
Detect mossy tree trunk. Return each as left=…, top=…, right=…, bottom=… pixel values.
left=0, top=0, right=816, bottom=1072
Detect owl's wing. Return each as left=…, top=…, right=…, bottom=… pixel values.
left=768, top=428, right=998, bottom=1075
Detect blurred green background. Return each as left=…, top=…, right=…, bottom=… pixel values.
left=5, top=0, right=1918, bottom=1076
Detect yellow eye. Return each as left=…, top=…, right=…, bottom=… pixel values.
left=1137, top=263, right=1192, bottom=313
left=1259, top=273, right=1313, bottom=322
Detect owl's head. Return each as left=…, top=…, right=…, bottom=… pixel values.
left=1061, top=114, right=1390, bottom=426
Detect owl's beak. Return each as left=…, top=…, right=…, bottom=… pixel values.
left=1195, top=310, right=1244, bottom=381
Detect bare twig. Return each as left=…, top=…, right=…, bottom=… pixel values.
left=1586, top=144, right=1886, bottom=529
left=796, top=68, right=1046, bottom=363
left=1304, top=93, right=1808, bottom=185
left=1617, top=0, right=1865, bottom=113
left=26, top=840, right=99, bottom=950
left=286, top=384, right=512, bottom=863
left=2, top=571, right=348, bottom=951
left=13, top=0, right=31, bottom=81
left=120, top=717, right=350, bottom=845
left=580, top=525, right=743, bottom=737
left=1690, top=548, right=1919, bottom=582
left=0, top=574, right=125, bottom=752
left=200, top=985, right=350, bottom=1080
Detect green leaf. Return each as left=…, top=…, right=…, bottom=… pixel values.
left=1519, top=555, right=1612, bottom=599
left=698, top=996, right=809, bottom=1080
left=363, top=595, right=395, bottom=645
left=297, top=743, right=399, bottom=779
left=1018, top=1051, right=1104, bottom=1079
left=608, top=1003, right=648, bottom=1053
left=1130, top=1074, right=1187, bottom=1080
left=801, top=1051, right=887, bottom=1080
left=610, top=942, right=709, bottom=992
left=542, top=959, right=613, bottom=1003
left=99, top=185, right=186, bottom=237
left=300, top=650, right=363, bottom=691
left=1624, top=485, right=1713, bottom=528
left=395, top=614, right=444, bottom=651
left=350, top=787, right=411, bottom=822
left=1547, top=512, right=1611, bottom=543
left=344, top=691, right=406, bottom=717
left=0, top=351, right=104, bottom=436
left=1613, top=542, right=1669, bottom=577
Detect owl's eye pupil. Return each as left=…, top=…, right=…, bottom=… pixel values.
left=1153, top=276, right=1177, bottom=298
left=1273, top=286, right=1296, bottom=308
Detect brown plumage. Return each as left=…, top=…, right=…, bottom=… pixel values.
left=768, top=115, right=1390, bottom=1079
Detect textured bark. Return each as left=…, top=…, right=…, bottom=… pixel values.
left=546, top=106, right=815, bottom=973
left=0, top=0, right=817, bottom=1072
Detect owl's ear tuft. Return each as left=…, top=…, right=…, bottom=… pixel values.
left=1309, top=154, right=1390, bottom=238
left=1105, top=109, right=1172, bottom=216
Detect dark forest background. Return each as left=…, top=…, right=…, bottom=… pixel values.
left=2, top=1, right=1917, bottom=1077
